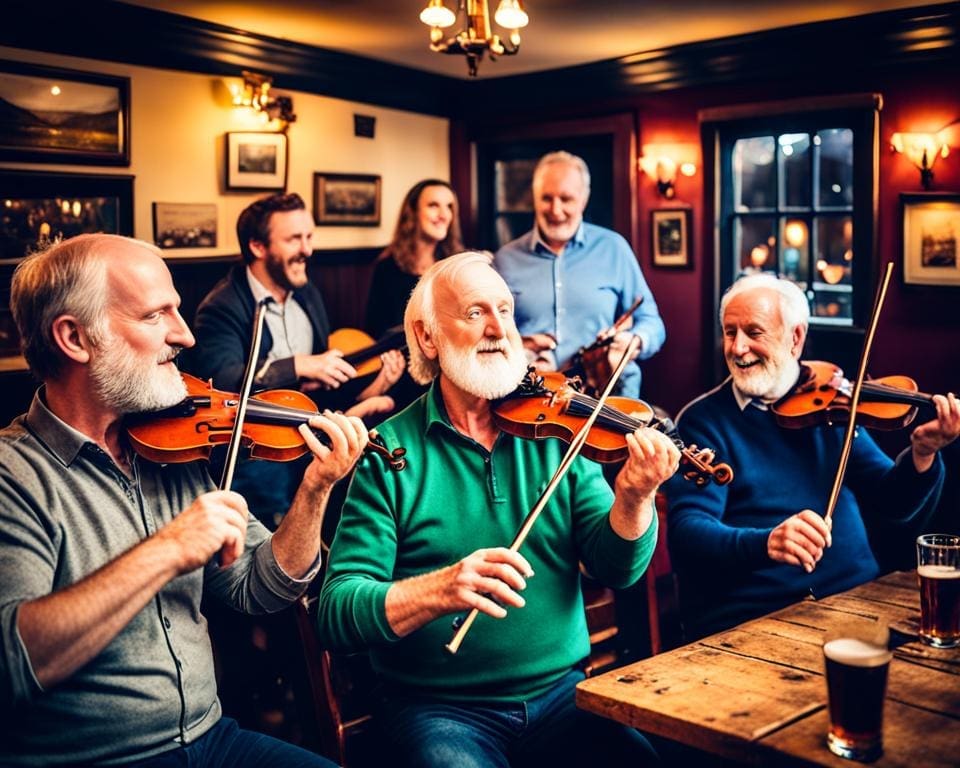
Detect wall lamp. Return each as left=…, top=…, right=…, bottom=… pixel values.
left=639, top=155, right=696, bottom=199
left=229, top=71, right=297, bottom=128
left=890, top=131, right=949, bottom=190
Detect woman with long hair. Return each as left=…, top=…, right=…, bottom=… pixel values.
left=365, top=179, right=463, bottom=338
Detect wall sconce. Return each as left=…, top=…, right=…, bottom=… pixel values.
left=890, top=131, right=949, bottom=190
left=228, top=71, right=297, bottom=128
left=639, top=155, right=696, bottom=199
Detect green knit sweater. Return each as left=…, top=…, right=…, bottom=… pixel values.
left=317, top=383, right=657, bottom=702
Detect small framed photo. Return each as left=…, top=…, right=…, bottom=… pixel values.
left=225, top=132, right=288, bottom=190
left=152, top=202, right=217, bottom=249
left=651, top=208, right=692, bottom=268
left=0, top=60, right=130, bottom=165
left=901, top=192, right=960, bottom=287
left=313, top=172, right=381, bottom=226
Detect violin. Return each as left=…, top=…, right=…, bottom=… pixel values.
left=493, top=369, right=733, bottom=487
left=772, top=360, right=936, bottom=431
left=126, top=372, right=407, bottom=471
left=329, top=326, right=406, bottom=377
left=571, top=297, right=643, bottom=396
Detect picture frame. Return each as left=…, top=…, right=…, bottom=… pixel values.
left=901, top=192, right=960, bottom=287
left=0, top=170, right=134, bottom=363
left=152, top=202, right=217, bottom=249
left=225, top=132, right=288, bottom=190
left=0, top=170, right=134, bottom=264
left=313, top=172, right=381, bottom=226
left=651, top=208, right=692, bottom=268
left=0, top=59, right=130, bottom=165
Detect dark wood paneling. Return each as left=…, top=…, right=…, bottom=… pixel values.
left=2, top=0, right=461, bottom=118
left=2, top=2, right=956, bottom=119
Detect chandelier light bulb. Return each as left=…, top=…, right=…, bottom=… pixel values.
left=420, top=0, right=456, bottom=28
left=494, top=0, right=529, bottom=29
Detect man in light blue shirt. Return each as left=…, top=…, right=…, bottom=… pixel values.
left=494, top=151, right=665, bottom=397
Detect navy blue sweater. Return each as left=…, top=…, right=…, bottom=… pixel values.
left=665, top=379, right=943, bottom=639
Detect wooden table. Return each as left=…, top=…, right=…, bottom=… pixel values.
left=576, top=571, right=960, bottom=766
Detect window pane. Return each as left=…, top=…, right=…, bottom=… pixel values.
left=811, top=215, right=853, bottom=325
left=779, top=134, right=811, bottom=209
left=733, top=137, right=776, bottom=211
left=779, top=217, right=809, bottom=284
left=816, top=129, right=853, bottom=209
left=735, top=216, right=777, bottom=273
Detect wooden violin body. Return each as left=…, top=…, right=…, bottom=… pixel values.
left=494, top=370, right=733, bottom=487
left=772, top=361, right=934, bottom=431
left=126, top=373, right=406, bottom=470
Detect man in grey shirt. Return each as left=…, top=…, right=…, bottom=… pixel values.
left=0, top=234, right=362, bottom=766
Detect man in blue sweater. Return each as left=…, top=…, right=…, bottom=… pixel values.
left=667, top=273, right=959, bottom=640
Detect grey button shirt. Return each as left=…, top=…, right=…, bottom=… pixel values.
left=0, top=391, right=318, bottom=765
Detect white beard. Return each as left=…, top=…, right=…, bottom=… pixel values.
left=90, top=336, right=187, bottom=414
left=438, top=335, right=528, bottom=400
left=729, top=351, right=799, bottom=401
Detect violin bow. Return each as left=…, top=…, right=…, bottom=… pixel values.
left=445, top=335, right=641, bottom=655
left=824, top=262, right=894, bottom=520
left=220, top=297, right=273, bottom=491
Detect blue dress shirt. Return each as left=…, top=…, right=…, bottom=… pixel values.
left=494, top=222, right=665, bottom=397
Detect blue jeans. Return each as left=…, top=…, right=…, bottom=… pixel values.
left=377, top=669, right=660, bottom=768
left=123, top=717, right=337, bottom=768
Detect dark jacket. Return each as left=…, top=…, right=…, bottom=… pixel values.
left=186, top=264, right=331, bottom=392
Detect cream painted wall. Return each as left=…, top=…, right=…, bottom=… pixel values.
left=0, top=45, right=450, bottom=257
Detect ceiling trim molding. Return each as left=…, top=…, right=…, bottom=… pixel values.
left=463, top=2, right=959, bottom=117
left=2, top=1, right=957, bottom=119
left=1, top=0, right=462, bottom=117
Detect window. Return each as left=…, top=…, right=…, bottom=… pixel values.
left=730, top=128, right=856, bottom=325
left=705, top=95, right=880, bottom=338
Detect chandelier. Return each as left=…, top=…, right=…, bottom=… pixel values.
left=419, top=0, right=530, bottom=77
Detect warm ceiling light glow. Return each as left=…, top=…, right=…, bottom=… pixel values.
left=750, top=245, right=769, bottom=268
left=50, top=85, right=61, bottom=96
left=420, top=0, right=456, bottom=28
left=420, top=0, right=529, bottom=76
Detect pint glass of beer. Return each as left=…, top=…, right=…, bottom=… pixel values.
left=822, top=623, right=891, bottom=762
left=916, top=533, right=960, bottom=648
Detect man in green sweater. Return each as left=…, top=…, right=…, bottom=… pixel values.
left=318, top=251, right=678, bottom=767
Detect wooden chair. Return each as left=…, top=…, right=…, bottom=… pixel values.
left=644, top=491, right=682, bottom=655
left=292, top=595, right=377, bottom=767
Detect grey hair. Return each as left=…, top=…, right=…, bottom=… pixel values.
left=11, top=233, right=159, bottom=380
left=532, top=151, right=591, bottom=199
left=404, top=250, right=495, bottom=385
left=719, top=272, right=810, bottom=331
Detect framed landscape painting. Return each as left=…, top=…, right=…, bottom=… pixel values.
left=0, top=60, right=130, bottom=165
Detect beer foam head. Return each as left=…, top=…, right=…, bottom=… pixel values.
left=918, top=564, right=960, bottom=579
left=823, top=638, right=892, bottom=668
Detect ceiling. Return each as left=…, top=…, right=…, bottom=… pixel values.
left=120, top=0, right=956, bottom=79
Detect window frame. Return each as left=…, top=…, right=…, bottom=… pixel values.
left=701, top=94, right=880, bottom=380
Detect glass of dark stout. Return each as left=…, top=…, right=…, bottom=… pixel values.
left=822, top=619, right=891, bottom=762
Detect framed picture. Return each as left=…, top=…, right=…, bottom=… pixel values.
left=901, top=192, right=960, bottom=287
left=0, top=60, right=130, bottom=165
left=225, top=132, right=288, bottom=190
left=0, top=170, right=134, bottom=362
left=651, top=208, right=692, bottom=268
left=152, top=202, right=217, bottom=249
left=313, top=172, right=381, bottom=226
left=0, top=170, right=134, bottom=264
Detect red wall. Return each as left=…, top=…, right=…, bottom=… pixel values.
left=620, top=75, right=960, bottom=420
